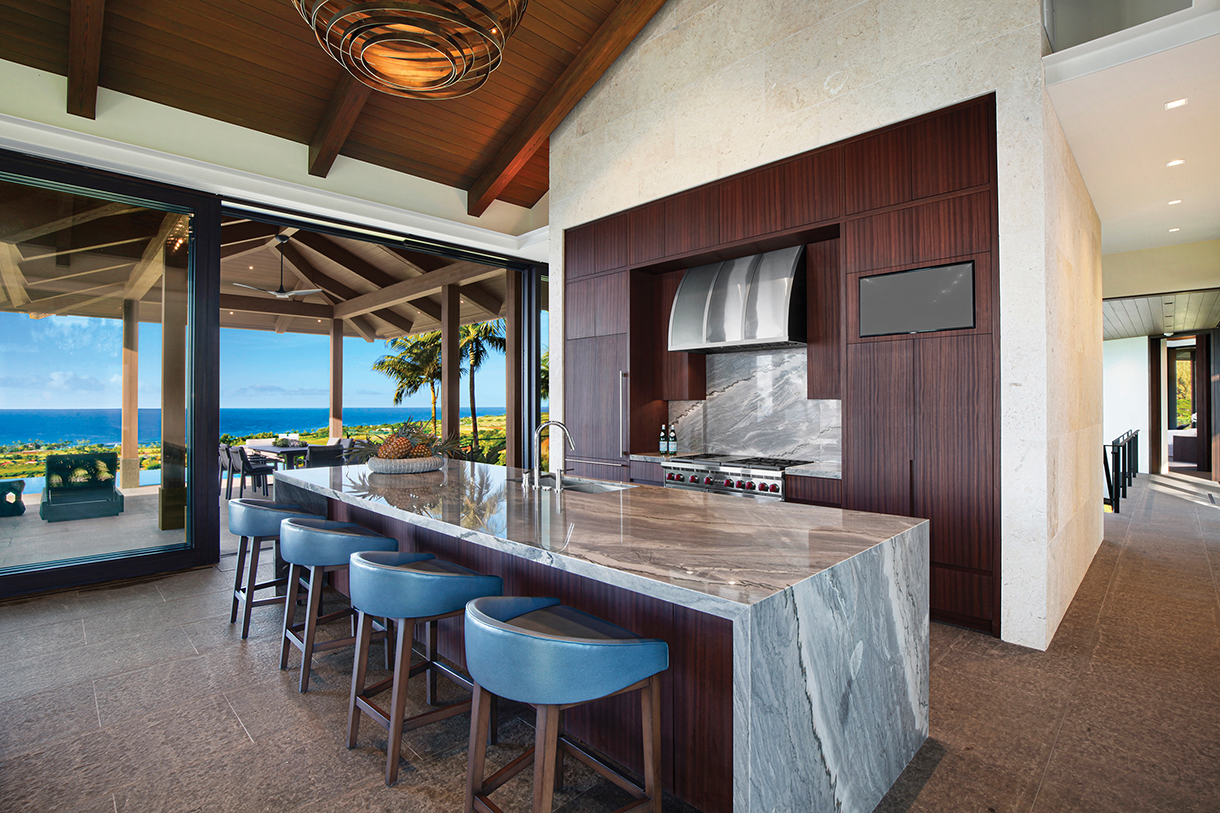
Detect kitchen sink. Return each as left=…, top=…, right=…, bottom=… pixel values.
left=514, top=474, right=635, bottom=494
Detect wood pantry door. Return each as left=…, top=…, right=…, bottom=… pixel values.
left=844, top=340, right=914, bottom=517
left=564, top=334, right=628, bottom=462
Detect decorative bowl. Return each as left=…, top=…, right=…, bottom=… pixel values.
left=365, top=455, right=445, bottom=474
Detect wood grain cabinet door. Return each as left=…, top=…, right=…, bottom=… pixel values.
left=564, top=334, right=629, bottom=462
left=843, top=340, right=913, bottom=517
left=914, top=334, right=995, bottom=572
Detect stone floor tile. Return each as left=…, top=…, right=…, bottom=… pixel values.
left=0, top=615, right=86, bottom=660
left=928, top=620, right=965, bottom=666
left=0, top=679, right=100, bottom=760
left=1032, top=747, right=1217, bottom=813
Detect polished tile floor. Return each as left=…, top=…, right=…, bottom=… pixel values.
left=0, top=473, right=1217, bottom=812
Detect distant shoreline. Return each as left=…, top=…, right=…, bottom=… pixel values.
left=0, top=406, right=508, bottom=446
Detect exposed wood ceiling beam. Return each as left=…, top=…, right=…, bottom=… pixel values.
left=277, top=242, right=413, bottom=336
left=67, top=0, right=106, bottom=119
left=335, top=263, right=502, bottom=319
left=221, top=238, right=273, bottom=260
left=221, top=220, right=280, bottom=245
left=21, top=236, right=150, bottom=262
left=220, top=294, right=333, bottom=319
left=25, top=280, right=121, bottom=308
left=275, top=315, right=293, bottom=334
left=308, top=73, right=373, bottom=178
left=293, top=231, right=399, bottom=289
left=465, top=0, right=668, bottom=216
left=0, top=201, right=138, bottom=244
left=384, top=246, right=449, bottom=273
left=0, top=243, right=30, bottom=307
left=460, top=283, right=504, bottom=319
left=407, top=297, right=442, bottom=322
left=123, top=214, right=181, bottom=300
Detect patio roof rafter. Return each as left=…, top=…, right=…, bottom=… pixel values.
left=333, top=262, right=503, bottom=320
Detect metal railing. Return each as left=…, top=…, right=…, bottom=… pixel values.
left=1103, top=430, right=1139, bottom=513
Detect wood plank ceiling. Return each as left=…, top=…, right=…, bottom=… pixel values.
left=0, top=0, right=667, bottom=215
left=1103, top=289, right=1220, bottom=340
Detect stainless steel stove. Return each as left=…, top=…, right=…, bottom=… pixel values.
left=660, top=454, right=813, bottom=500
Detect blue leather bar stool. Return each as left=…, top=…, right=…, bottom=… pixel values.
left=279, top=518, right=397, bottom=693
left=227, top=499, right=317, bottom=639
left=463, top=597, right=669, bottom=813
left=347, top=551, right=504, bottom=786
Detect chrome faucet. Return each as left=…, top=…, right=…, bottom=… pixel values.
left=533, top=420, right=575, bottom=493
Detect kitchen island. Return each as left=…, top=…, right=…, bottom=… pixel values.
left=275, top=461, right=928, bottom=813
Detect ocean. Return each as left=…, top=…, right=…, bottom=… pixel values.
left=0, top=407, right=504, bottom=446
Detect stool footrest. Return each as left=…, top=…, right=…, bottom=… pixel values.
left=249, top=595, right=287, bottom=608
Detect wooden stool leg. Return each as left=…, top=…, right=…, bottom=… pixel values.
left=465, top=682, right=492, bottom=813
left=425, top=619, right=439, bottom=705
left=385, top=618, right=415, bottom=786
left=240, top=535, right=263, bottom=639
left=230, top=535, right=249, bottom=624
left=553, top=709, right=564, bottom=792
left=298, top=566, right=325, bottom=693
left=488, top=694, right=500, bottom=746
left=280, top=563, right=302, bottom=670
left=533, top=704, right=560, bottom=813
left=347, top=611, right=374, bottom=749
left=641, top=675, right=662, bottom=813
left=384, top=617, right=394, bottom=670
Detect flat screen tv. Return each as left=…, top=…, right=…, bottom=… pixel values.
left=858, top=261, right=975, bottom=337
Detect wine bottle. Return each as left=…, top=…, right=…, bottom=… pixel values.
left=659, top=424, right=668, bottom=455
left=668, top=425, right=677, bottom=455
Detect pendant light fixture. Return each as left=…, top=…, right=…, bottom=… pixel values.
left=292, top=0, right=528, bottom=100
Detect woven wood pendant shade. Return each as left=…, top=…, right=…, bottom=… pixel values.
left=293, top=0, right=528, bottom=100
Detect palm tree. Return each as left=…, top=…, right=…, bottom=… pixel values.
left=460, top=320, right=506, bottom=453
left=540, top=348, right=550, bottom=403
left=372, top=331, right=443, bottom=434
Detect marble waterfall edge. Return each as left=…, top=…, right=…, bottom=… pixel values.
left=669, top=348, right=841, bottom=464
left=742, top=523, right=929, bottom=813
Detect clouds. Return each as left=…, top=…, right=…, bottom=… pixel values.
left=224, top=384, right=330, bottom=399
left=46, top=371, right=107, bottom=392
left=34, top=315, right=121, bottom=356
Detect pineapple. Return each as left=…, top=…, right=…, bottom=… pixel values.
left=348, top=420, right=460, bottom=464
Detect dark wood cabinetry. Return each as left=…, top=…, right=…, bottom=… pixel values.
left=784, top=475, right=842, bottom=507
left=565, top=94, right=1001, bottom=634
left=844, top=126, right=911, bottom=214
left=565, top=217, right=627, bottom=278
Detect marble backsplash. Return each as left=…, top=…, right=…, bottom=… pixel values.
left=668, top=348, right=841, bottom=463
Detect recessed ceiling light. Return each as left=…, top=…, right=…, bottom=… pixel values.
left=1168, top=200, right=1182, bottom=205
left=1164, top=98, right=1187, bottom=110
left=248, top=265, right=253, bottom=269
left=1169, top=228, right=1180, bottom=232
left=1167, top=159, right=1185, bottom=167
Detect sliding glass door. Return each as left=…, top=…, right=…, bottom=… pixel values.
left=0, top=151, right=220, bottom=596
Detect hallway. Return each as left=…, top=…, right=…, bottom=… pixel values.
left=0, top=474, right=1216, bottom=812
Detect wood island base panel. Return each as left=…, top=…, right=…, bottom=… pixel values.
left=276, top=461, right=929, bottom=813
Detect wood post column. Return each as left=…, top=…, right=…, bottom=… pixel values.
left=440, top=284, right=460, bottom=441
left=330, top=318, right=343, bottom=440
left=120, top=298, right=140, bottom=489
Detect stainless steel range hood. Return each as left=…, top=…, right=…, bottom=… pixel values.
left=667, top=245, right=806, bottom=354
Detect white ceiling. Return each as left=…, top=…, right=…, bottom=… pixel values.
left=1102, top=289, right=1220, bottom=339
left=1046, top=29, right=1220, bottom=256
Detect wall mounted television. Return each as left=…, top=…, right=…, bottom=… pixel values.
left=858, top=261, right=975, bottom=337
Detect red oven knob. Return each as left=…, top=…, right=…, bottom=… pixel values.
left=736, top=480, right=745, bottom=489
left=746, top=481, right=755, bottom=490
left=724, top=479, right=733, bottom=487
left=704, top=476, right=713, bottom=485
left=769, top=483, right=780, bottom=493
left=666, top=472, right=675, bottom=480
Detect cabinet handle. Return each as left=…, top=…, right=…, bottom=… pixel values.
left=568, top=458, right=628, bottom=467
left=909, top=459, right=915, bottom=517
left=619, top=370, right=627, bottom=456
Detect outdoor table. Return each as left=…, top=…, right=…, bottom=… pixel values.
left=243, top=441, right=312, bottom=470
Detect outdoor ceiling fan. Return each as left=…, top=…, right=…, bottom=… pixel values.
left=233, top=234, right=324, bottom=299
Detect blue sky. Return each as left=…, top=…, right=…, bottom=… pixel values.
left=0, top=311, right=547, bottom=410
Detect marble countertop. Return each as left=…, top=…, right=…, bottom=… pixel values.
left=276, top=461, right=920, bottom=618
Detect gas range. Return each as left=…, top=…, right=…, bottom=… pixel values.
left=660, top=454, right=813, bottom=500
